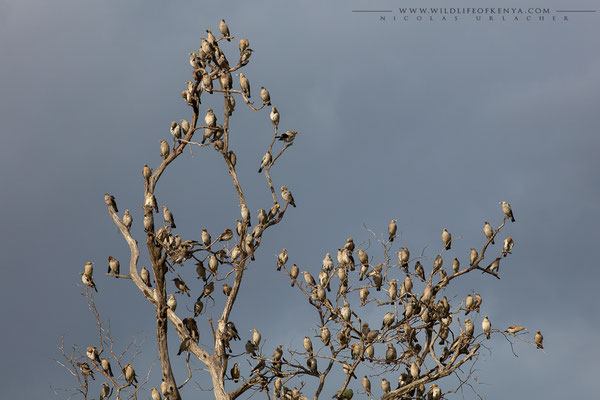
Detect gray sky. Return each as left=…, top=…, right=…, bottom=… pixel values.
left=1, top=0, right=599, bottom=398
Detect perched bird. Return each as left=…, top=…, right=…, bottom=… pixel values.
left=385, top=343, right=397, bottom=363
left=86, top=346, right=99, bottom=362
left=365, top=343, right=375, bottom=359
left=160, top=140, right=170, bottom=160
left=160, top=380, right=169, bottom=397
left=151, top=387, right=162, bottom=400
left=381, top=312, right=395, bottom=330
left=303, top=271, right=316, bottom=286
left=81, top=262, right=97, bottom=292
left=362, top=376, right=371, bottom=396
left=104, top=193, right=118, bottom=212
left=410, top=361, right=420, bottom=380
left=381, top=378, right=391, bottom=394
left=487, top=257, right=501, bottom=274
left=359, top=287, right=369, bottom=305
left=240, top=48, right=253, bottom=64
left=433, top=254, right=443, bottom=275
left=201, top=281, right=215, bottom=298
left=474, top=293, right=482, bottom=310
left=502, top=236, right=514, bottom=257
left=403, top=275, right=413, bottom=294
left=500, top=201, right=515, bottom=222
left=429, top=383, right=441, bottom=400
left=231, top=363, right=240, bottom=382
left=218, top=228, right=234, bottom=242
left=276, top=130, right=298, bottom=143
left=101, top=358, right=113, bottom=377
left=237, top=73, right=251, bottom=98
left=142, top=164, right=152, bottom=180
left=482, top=316, right=491, bottom=339
left=277, top=248, right=288, bottom=271
left=162, top=206, right=176, bottom=229
left=370, top=264, right=383, bottom=291
left=183, top=317, right=199, bottom=342
left=342, top=361, right=356, bottom=379
left=219, top=19, right=230, bottom=40
left=506, top=325, right=525, bottom=334
left=322, top=253, right=334, bottom=271
left=167, top=294, right=177, bottom=311
left=281, top=186, right=296, bottom=207
left=320, top=326, right=331, bottom=345
left=241, top=204, right=250, bottom=223
left=260, top=87, right=271, bottom=105
left=452, top=257, right=460, bottom=274
left=398, top=247, right=410, bottom=269
left=469, top=248, right=479, bottom=266
left=172, top=278, right=190, bottom=297
left=171, top=120, right=181, bottom=139
left=205, top=108, right=216, bottom=127
left=441, top=228, right=452, bottom=250
left=239, top=38, right=250, bottom=54
left=388, top=219, right=397, bottom=242
left=122, top=210, right=132, bottom=230
left=534, top=331, right=544, bottom=349
left=415, top=261, right=425, bottom=281
left=270, top=107, right=280, bottom=128
left=194, top=297, right=204, bottom=317
left=484, top=221, right=494, bottom=244
left=222, top=284, right=232, bottom=296
left=465, top=318, right=474, bottom=337
left=100, top=382, right=110, bottom=400
left=107, top=256, right=120, bottom=276
left=388, top=279, right=398, bottom=302
left=77, top=362, right=94, bottom=380
left=251, top=358, right=265, bottom=374
left=258, top=151, right=272, bottom=173
left=465, top=294, right=474, bottom=313
left=333, top=389, right=353, bottom=400
left=303, top=336, right=313, bottom=355
left=123, top=364, right=137, bottom=385
left=140, top=266, right=151, bottom=287
left=177, top=338, right=190, bottom=355
left=290, top=264, right=299, bottom=286
left=201, top=229, right=211, bottom=246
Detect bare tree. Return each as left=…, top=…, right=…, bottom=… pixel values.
left=58, top=21, right=543, bottom=400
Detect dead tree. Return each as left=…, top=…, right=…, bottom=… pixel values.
left=58, top=21, right=543, bottom=400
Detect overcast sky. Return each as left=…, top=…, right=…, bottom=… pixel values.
left=1, top=0, right=599, bottom=399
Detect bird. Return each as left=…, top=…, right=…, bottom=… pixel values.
left=385, top=343, right=397, bottom=363
left=333, top=389, right=353, bottom=400
left=381, top=378, right=391, bottom=394
left=107, top=256, right=120, bottom=276
left=77, top=362, right=94, bottom=380
left=167, top=294, right=177, bottom=311
left=104, top=193, right=118, bottom=212
left=172, top=278, right=190, bottom=296
left=219, top=19, right=230, bottom=40
left=241, top=204, right=250, bottom=223
left=506, top=325, right=525, bottom=334
left=248, top=328, right=261, bottom=347
left=160, top=140, right=170, bottom=160
left=142, top=164, right=152, bottom=181
left=276, top=130, right=298, bottom=143
left=205, top=108, right=216, bottom=128
left=122, top=210, right=132, bottom=230
left=322, top=253, right=334, bottom=271
left=258, top=151, right=272, bottom=173
left=398, top=247, right=410, bottom=269
left=230, top=363, right=240, bottom=382
left=465, top=294, right=474, bottom=313
left=222, top=284, right=232, bottom=296
left=487, top=257, right=501, bottom=274
left=194, top=297, right=204, bottom=317
left=464, top=318, right=474, bottom=337
left=303, top=271, right=316, bottom=286
left=387, top=219, right=398, bottom=242
left=260, top=87, right=271, bottom=105
left=403, top=275, right=413, bottom=294
left=151, top=387, right=162, bottom=400
left=342, top=361, right=356, bottom=379
left=429, top=383, right=441, bottom=400
left=320, top=326, right=331, bottom=345
left=123, top=364, right=137, bottom=385
left=177, top=338, right=190, bottom=355
left=86, top=346, right=99, bottom=362
left=218, top=228, right=233, bottom=242
left=500, top=201, right=515, bottom=222
left=290, top=264, right=299, bottom=286
left=281, top=186, right=296, bottom=207
left=441, top=228, right=452, bottom=250
left=160, top=380, right=169, bottom=397
left=251, top=358, right=265, bottom=374
left=201, top=229, right=211, bottom=246
left=484, top=221, right=494, bottom=244
left=183, top=317, right=199, bottom=342
left=239, top=38, right=249, bottom=54
left=101, top=358, right=113, bottom=376
left=362, top=376, right=371, bottom=396
left=415, top=261, right=425, bottom=281
left=170, top=120, right=181, bottom=139
left=140, top=266, right=151, bottom=287
left=277, top=248, right=288, bottom=271
left=240, top=48, right=253, bottom=64
left=237, top=73, right=251, bottom=98
left=534, top=331, right=544, bottom=349
left=381, top=312, right=395, bottom=330
left=303, top=336, right=313, bottom=355
left=162, top=206, right=176, bottom=229
left=433, top=254, right=443, bottom=276
left=100, top=382, right=110, bottom=400
left=482, top=316, right=491, bottom=339
left=410, top=361, right=420, bottom=380
left=452, top=257, right=460, bottom=274
left=502, top=236, right=514, bottom=257
left=268, top=108, right=280, bottom=131
left=81, top=262, right=97, bottom=292
left=388, top=279, right=398, bottom=302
